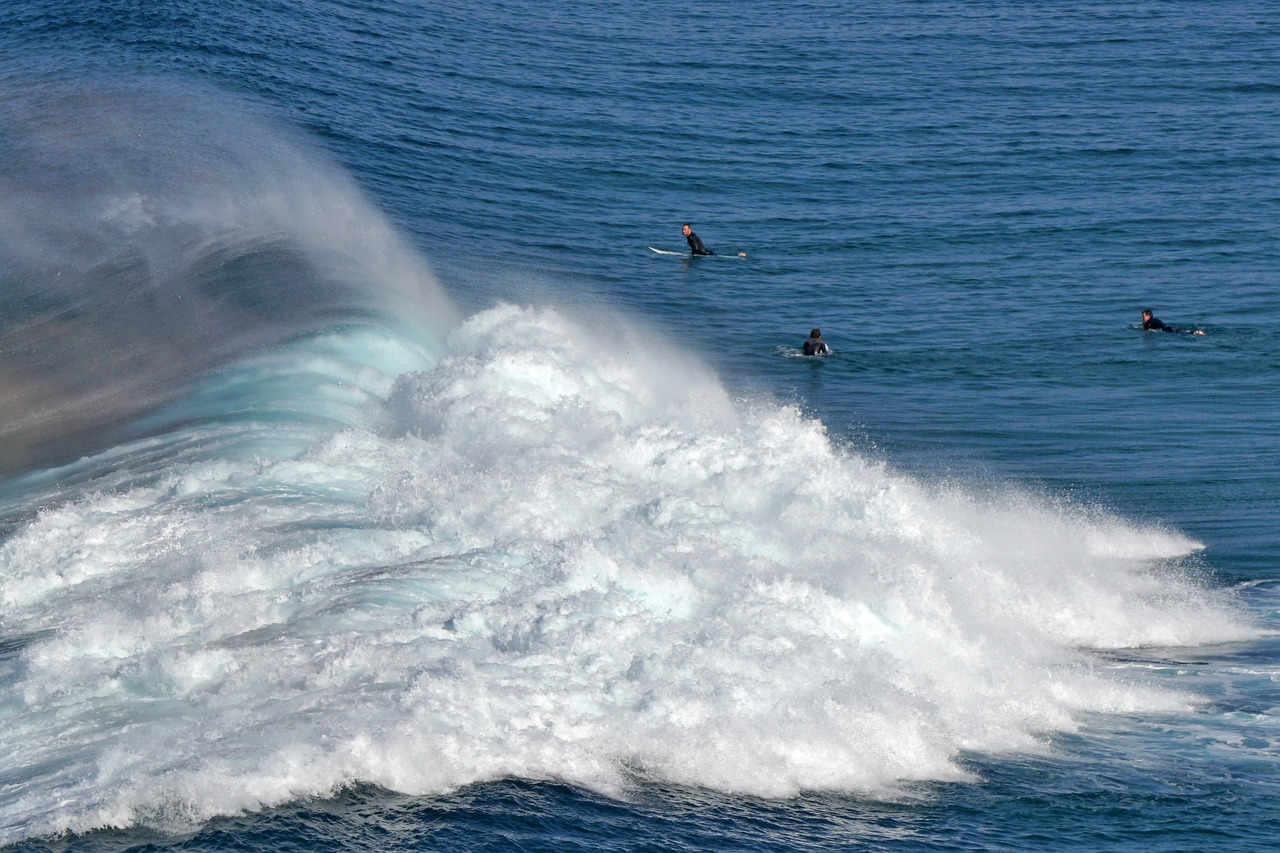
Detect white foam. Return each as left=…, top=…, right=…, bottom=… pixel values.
left=0, top=303, right=1259, bottom=842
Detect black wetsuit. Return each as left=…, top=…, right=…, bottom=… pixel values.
left=685, top=231, right=713, bottom=256
left=803, top=337, right=830, bottom=356
left=1143, top=317, right=1186, bottom=333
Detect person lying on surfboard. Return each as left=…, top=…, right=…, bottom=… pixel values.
left=682, top=223, right=747, bottom=257
left=1141, top=308, right=1205, bottom=335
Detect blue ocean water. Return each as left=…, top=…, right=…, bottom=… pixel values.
left=2, top=1, right=1279, bottom=850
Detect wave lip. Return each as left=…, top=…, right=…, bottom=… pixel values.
left=0, top=80, right=453, bottom=478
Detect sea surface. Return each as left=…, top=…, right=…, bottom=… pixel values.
left=2, top=1, right=1279, bottom=850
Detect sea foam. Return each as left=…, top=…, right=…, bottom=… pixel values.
left=0, top=300, right=1257, bottom=841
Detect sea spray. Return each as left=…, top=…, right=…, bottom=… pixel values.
left=0, top=301, right=1257, bottom=841
left=0, top=80, right=453, bottom=477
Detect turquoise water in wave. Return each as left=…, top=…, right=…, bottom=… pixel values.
left=2, top=1, right=1279, bottom=850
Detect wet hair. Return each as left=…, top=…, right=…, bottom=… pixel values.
left=1141, top=309, right=1153, bottom=318
left=809, top=328, right=821, bottom=338
left=682, top=223, right=691, bottom=229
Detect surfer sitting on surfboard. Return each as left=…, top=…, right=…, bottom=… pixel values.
left=682, top=223, right=748, bottom=257
left=682, top=223, right=714, bottom=256
left=803, top=328, right=831, bottom=356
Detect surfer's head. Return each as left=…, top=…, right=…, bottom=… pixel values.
left=682, top=223, right=692, bottom=236
left=1141, top=309, right=1153, bottom=321
left=809, top=328, right=822, bottom=339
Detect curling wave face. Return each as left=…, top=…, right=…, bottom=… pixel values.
left=0, top=301, right=1258, bottom=842
left=0, top=80, right=453, bottom=477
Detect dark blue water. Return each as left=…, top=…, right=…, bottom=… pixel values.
left=3, top=1, right=1279, bottom=850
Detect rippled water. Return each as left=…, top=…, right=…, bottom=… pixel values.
left=2, top=1, right=1279, bottom=850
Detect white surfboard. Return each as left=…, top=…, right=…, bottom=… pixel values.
left=648, top=246, right=747, bottom=259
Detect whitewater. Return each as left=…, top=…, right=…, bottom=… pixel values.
left=0, top=85, right=1260, bottom=845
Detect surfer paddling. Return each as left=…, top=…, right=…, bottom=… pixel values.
left=1141, top=309, right=1205, bottom=335
left=802, top=328, right=831, bottom=356
left=682, top=223, right=747, bottom=257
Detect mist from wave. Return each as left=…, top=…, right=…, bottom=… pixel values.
left=0, top=79, right=453, bottom=477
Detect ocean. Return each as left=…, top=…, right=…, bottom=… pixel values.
left=2, top=1, right=1278, bottom=850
